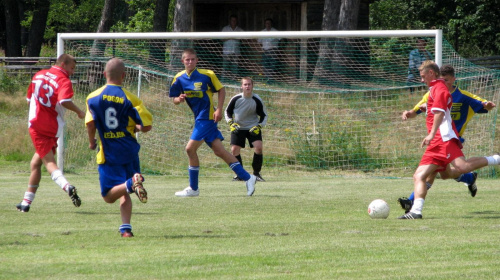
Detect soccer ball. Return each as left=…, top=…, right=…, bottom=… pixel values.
left=367, top=199, right=390, bottom=219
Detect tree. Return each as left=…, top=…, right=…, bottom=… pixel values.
left=171, top=0, right=193, bottom=68
left=3, top=0, right=22, bottom=57
left=312, top=0, right=362, bottom=85
left=150, top=0, right=170, bottom=65
left=370, top=0, right=500, bottom=57
left=25, top=0, right=50, bottom=57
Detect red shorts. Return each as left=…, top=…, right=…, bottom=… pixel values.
left=29, top=128, right=58, bottom=159
left=419, top=138, right=464, bottom=171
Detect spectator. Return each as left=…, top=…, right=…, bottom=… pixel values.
left=258, top=18, right=281, bottom=84
left=221, top=15, right=244, bottom=81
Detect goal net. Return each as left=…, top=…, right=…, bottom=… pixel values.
left=58, top=30, right=500, bottom=178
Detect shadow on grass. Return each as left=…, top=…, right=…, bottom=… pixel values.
left=74, top=211, right=159, bottom=216
left=163, top=234, right=231, bottom=239
left=466, top=210, right=500, bottom=219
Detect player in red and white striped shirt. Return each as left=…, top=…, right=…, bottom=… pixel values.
left=16, top=54, right=86, bottom=212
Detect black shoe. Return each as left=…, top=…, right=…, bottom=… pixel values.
left=16, top=203, right=30, bottom=212
left=397, top=197, right=413, bottom=213
left=467, top=172, right=478, bottom=197
left=398, top=212, right=422, bottom=219
left=254, top=173, right=265, bottom=182
left=232, top=176, right=243, bottom=181
left=67, top=185, right=81, bottom=207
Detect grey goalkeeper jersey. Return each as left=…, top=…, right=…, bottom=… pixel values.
left=225, top=93, right=268, bottom=129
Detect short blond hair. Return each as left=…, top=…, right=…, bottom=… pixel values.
left=418, top=60, right=440, bottom=76
left=241, top=77, right=253, bottom=85
left=56, top=54, right=76, bottom=66
left=182, top=48, right=197, bottom=59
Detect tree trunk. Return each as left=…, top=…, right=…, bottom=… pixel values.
left=150, top=0, right=170, bottom=67
left=171, top=0, right=193, bottom=69
left=89, top=0, right=115, bottom=85
left=91, top=0, right=115, bottom=57
left=338, top=0, right=360, bottom=30
left=311, top=0, right=341, bottom=84
left=25, top=0, right=50, bottom=58
left=312, top=0, right=366, bottom=88
left=3, top=0, right=22, bottom=57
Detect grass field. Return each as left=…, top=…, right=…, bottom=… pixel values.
left=1, top=160, right=500, bottom=279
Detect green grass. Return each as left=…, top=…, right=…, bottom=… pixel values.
left=1, top=162, right=500, bottom=279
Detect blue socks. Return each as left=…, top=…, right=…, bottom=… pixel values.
left=229, top=162, right=250, bottom=181
left=408, top=182, right=432, bottom=201
left=119, top=224, right=132, bottom=234
left=189, top=166, right=200, bottom=191
left=455, top=173, right=474, bottom=185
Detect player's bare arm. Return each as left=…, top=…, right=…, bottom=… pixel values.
left=86, top=121, right=97, bottom=150
left=213, top=88, right=226, bottom=122
left=422, top=111, right=444, bottom=148
left=483, top=101, right=496, bottom=111
left=61, top=100, right=85, bottom=119
left=173, top=93, right=186, bottom=105
left=402, top=110, right=418, bottom=120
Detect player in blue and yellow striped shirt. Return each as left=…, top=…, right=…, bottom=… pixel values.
left=85, top=58, right=152, bottom=237
left=169, top=48, right=257, bottom=197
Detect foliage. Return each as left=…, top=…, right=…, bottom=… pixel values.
left=287, top=119, right=381, bottom=171
left=44, top=0, right=106, bottom=43
left=0, top=71, right=26, bottom=95
left=370, top=0, right=500, bottom=57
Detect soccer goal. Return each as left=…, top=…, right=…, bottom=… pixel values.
left=57, top=30, right=500, bottom=178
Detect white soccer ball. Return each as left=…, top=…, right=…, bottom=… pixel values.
left=367, top=199, right=390, bottom=219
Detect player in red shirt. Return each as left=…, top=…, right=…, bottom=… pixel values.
left=16, top=54, right=86, bottom=212
left=399, top=60, right=500, bottom=219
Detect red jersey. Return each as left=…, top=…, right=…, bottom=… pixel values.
left=426, top=79, right=459, bottom=144
left=27, top=66, right=74, bottom=137
left=420, top=79, right=463, bottom=169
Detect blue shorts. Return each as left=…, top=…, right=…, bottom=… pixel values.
left=98, top=156, right=140, bottom=197
left=191, top=119, right=224, bottom=147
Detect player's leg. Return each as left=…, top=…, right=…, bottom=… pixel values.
left=440, top=165, right=478, bottom=197
left=17, top=153, right=43, bottom=212
left=230, top=131, right=245, bottom=181
left=399, top=164, right=438, bottom=219
left=118, top=194, right=133, bottom=237
left=42, top=150, right=81, bottom=207
left=398, top=171, right=436, bottom=213
left=210, top=138, right=256, bottom=196
left=250, top=139, right=265, bottom=181
left=451, top=155, right=500, bottom=174
left=175, top=139, right=204, bottom=197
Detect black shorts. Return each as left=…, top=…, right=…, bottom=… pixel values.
left=230, top=130, right=262, bottom=148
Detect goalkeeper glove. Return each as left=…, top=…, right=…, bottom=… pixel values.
left=228, top=120, right=240, bottom=134
left=249, top=124, right=262, bottom=136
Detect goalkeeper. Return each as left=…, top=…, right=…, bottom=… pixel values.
left=225, top=77, right=268, bottom=182
left=398, top=64, right=496, bottom=213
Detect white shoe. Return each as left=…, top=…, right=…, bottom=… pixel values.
left=246, top=175, right=257, bottom=196
left=175, top=187, right=199, bottom=197
left=493, top=154, right=500, bottom=165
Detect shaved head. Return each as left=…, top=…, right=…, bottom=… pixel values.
left=105, top=58, right=126, bottom=81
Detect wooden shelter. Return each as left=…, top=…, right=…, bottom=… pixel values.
left=193, top=0, right=371, bottom=32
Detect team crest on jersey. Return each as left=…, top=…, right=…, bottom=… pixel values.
left=193, top=82, right=203, bottom=90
